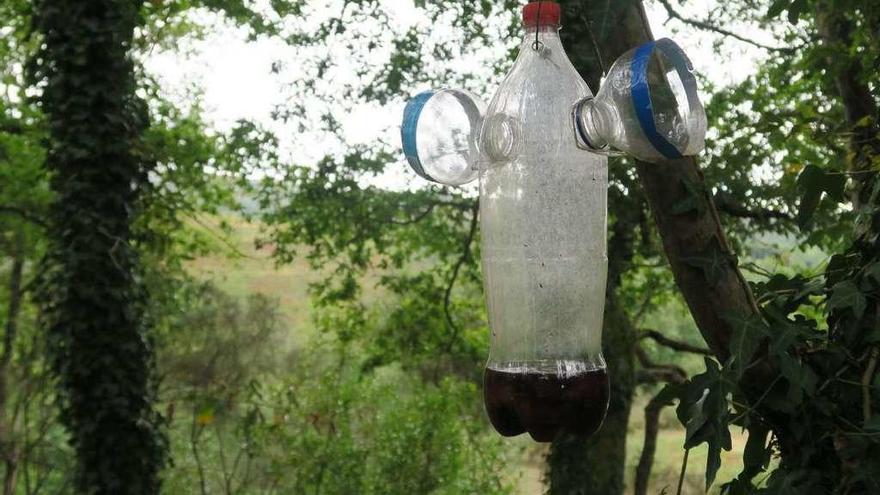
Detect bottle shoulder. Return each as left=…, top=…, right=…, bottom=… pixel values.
left=485, top=42, right=592, bottom=117
left=480, top=40, right=595, bottom=163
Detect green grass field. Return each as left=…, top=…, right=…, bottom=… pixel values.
left=187, top=216, right=748, bottom=494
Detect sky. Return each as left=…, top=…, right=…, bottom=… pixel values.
left=143, top=0, right=770, bottom=185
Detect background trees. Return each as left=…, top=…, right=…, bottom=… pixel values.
left=0, top=0, right=877, bottom=493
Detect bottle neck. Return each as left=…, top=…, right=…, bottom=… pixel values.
left=577, top=98, right=610, bottom=150
left=522, top=25, right=563, bottom=49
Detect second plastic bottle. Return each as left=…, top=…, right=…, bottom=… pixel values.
left=480, top=1, right=610, bottom=442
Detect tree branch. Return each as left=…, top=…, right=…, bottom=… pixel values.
left=656, top=0, right=795, bottom=53
left=863, top=347, right=879, bottom=422
left=190, top=410, right=208, bottom=495
left=636, top=346, right=688, bottom=383
left=0, top=206, right=48, bottom=229
left=442, top=200, right=479, bottom=352
left=388, top=203, right=435, bottom=226
left=0, top=122, right=24, bottom=135
left=713, top=192, right=791, bottom=221
left=634, top=390, right=676, bottom=495
left=641, top=329, right=712, bottom=355
left=636, top=368, right=686, bottom=385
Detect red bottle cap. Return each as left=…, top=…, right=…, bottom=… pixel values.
left=522, top=1, right=561, bottom=27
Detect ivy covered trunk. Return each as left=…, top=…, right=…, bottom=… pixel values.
left=33, top=1, right=167, bottom=493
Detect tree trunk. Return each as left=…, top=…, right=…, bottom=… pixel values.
left=560, top=0, right=786, bottom=409
left=633, top=392, right=664, bottom=495
left=554, top=0, right=880, bottom=492
left=545, top=292, right=637, bottom=495
left=559, top=0, right=880, bottom=492
left=562, top=0, right=760, bottom=362
left=540, top=5, right=653, bottom=493
left=550, top=1, right=777, bottom=491
left=0, top=229, right=24, bottom=495
left=34, top=1, right=167, bottom=493
left=815, top=2, right=880, bottom=207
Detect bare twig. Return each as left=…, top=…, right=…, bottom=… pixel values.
left=228, top=445, right=247, bottom=495
left=637, top=368, right=687, bottom=385
left=214, top=425, right=232, bottom=495
left=190, top=409, right=208, bottom=495
left=0, top=206, right=48, bottom=229
left=636, top=346, right=688, bottom=383
left=714, top=193, right=791, bottom=221
left=642, top=329, right=712, bottom=355
left=577, top=10, right=607, bottom=75
left=185, top=212, right=256, bottom=260
left=656, top=0, right=795, bottom=53
left=862, top=347, right=879, bottom=421
left=730, top=374, right=784, bottom=425
left=442, top=200, right=479, bottom=352
left=676, top=448, right=690, bottom=495
left=694, top=168, right=766, bottom=323
left=388, top=203, right=435, bottom=226
left=632, top=285, right=658, bottom=326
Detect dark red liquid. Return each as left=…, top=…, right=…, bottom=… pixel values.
left=483, top=367, right=610, bottom=442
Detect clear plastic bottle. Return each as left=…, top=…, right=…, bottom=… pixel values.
left=399, top=1, right=708, bottom=444
left=479, top=1, right=609, bottom=442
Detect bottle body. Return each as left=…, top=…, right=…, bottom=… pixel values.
left=479, top=26, right=609, bottom=441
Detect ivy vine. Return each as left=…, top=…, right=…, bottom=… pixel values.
left=32, top=1, right=167, bottom=493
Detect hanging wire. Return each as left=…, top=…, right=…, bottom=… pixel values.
left=531, top=1, right=543, bottom=51
left=579, top=10, right=607, bottom=76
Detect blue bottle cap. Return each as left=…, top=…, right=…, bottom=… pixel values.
left=401, top=89, right=485, bottom=186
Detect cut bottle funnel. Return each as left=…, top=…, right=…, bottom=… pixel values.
left=573, top=38, right=707, bottom=163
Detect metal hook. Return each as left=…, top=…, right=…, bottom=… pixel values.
left=531, top=1, right=543, bottom=51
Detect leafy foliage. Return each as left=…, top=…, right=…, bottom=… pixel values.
left=1, top=0, right=877, bottom=493
left=153, top=279, right=511, bottom=495
left=251, top=359, right=512, bottom=495
left=795, top=164, right=847, bottom=229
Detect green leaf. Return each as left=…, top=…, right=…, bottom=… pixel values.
left=742, top=425, right=771, bottom=479
left=671, top=358, right=733, bottom=491
left=796, top=165, right=847, bottom=229
left=671, top=177, right=707, bottom=216
left=854, top=115, right=875, bottom=128
left=655, top=381, right=687, bottom=406
left=723, top=312, right=766, bottom=380
left=787, top=0, right=807, bottom=24
left=682, top=237, right=735, bottom=286
left=779, top=354, right=818, bottom=406
left=866, top=262, right=880, bottom=284
left=827, top=280, right=867, bottom=318
left=762, top=306, right=813, bottom=354
left=706, top=444, right=723, bottom=491
left=767, top=0, right=791, bottom=18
